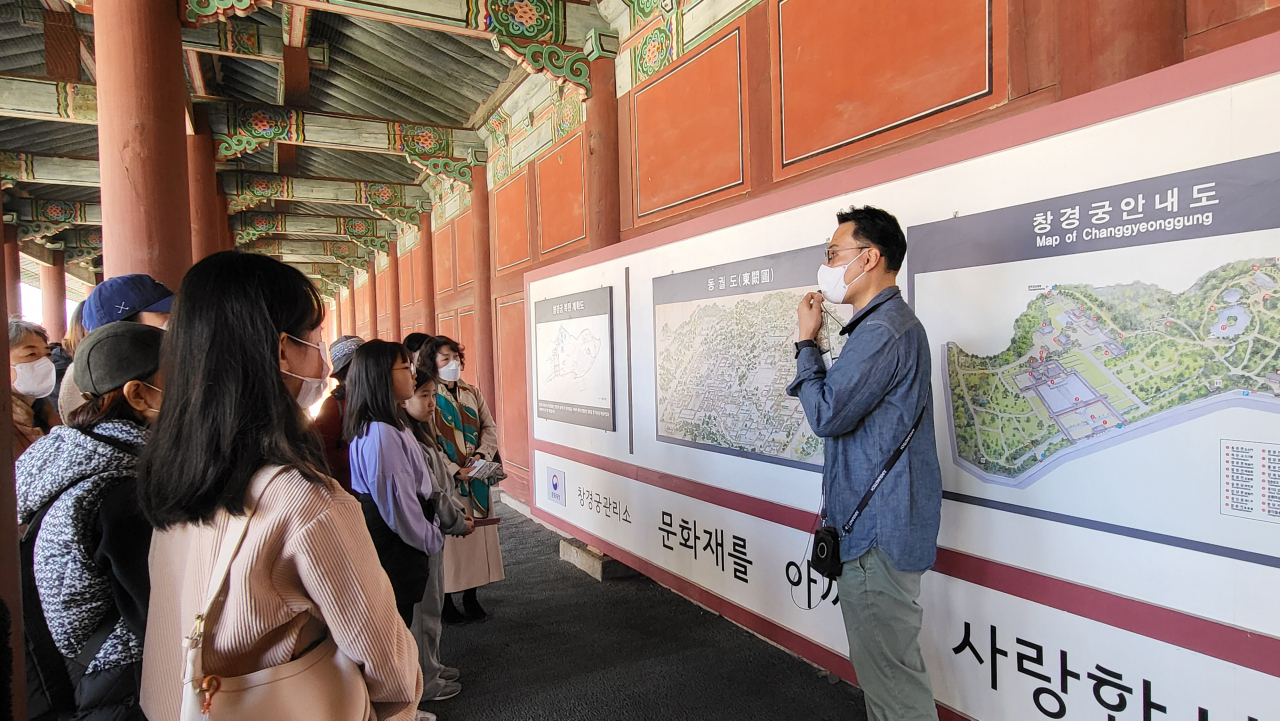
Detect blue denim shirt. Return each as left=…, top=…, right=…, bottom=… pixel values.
left=787, top=286, right=942, bottom=573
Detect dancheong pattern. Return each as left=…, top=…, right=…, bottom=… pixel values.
left=634, top=25, right=673, bottom=80
left=488, top=0, right=561, bottom=42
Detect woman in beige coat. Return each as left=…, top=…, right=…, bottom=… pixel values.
left=419, top=336, right=505, bottom=623
left=135, top=253, right=426, bottom=721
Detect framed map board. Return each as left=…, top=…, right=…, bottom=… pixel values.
left=652, top=246, right=850, bottom=470
left=534, top=287, right=615, bottom=431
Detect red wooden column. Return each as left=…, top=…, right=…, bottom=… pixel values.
left=333, top=291, right=344, bottom=337
left=188, top=106, right=228, bottom=262
left=344, top=278, right=357, bottom=336
left=417, top=218, right=437, bottom=335
left=366, top=258, right=379, bottom=339
left=0, top=195, right=24, bottom=721
left=95, top=0, right=193, bottom=289
left=585, top=52, right=621, bottom=250
left=470, top=165, right=496, bottom=404
left=386, top=240, right=402, bottom=341
left=3, top=228, right=20, bottom=318
left=40, top=253, right=67, bottom=341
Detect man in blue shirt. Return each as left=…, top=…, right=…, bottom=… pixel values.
left=788, top=206, right=942, bottom=721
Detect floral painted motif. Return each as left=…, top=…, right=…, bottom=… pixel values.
left=394, top=124, right=450, bottom=159
left=236, top=105, right=295, bottom=141
left=246, top=212, right=278, bottom=232
left=36, top=200, right=81, bottom=224
left=555, top=95, right=583, bottom=138
left=359, top=182, right=404, bottom=207
left=488, top=0, right=559, bottom=41
left=632, top=0, right=659, bottom=19
left=242, top=173, right=286, bottom=199
left=634, top=25, right=673, bottom=80
left=343, top=218, right=375, bottom=237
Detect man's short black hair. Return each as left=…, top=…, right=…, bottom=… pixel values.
left=835, top=205, right=906, bottom=272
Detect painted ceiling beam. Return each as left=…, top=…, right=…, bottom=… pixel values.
left=221, top=171, right=429, bottom=229
left=181, top=19, right=329, bottom=68
left=18, top=1, right=97, bottom=81
left=6, top=197, right=101, bottom=225
left=206, top=100, right=484, bottom=166
left=0, top=74, right=96, bottom=124
left=0, top=151, right=100, bottom=188
left=184, top=0, right=609, bottom=51
left=240, top=237, right=372, bottom=275
left=232, top=210, right=397, bottom=252
left=281, top=5, right=312, bottom=48
left=0, top=76, right=482, bottom=164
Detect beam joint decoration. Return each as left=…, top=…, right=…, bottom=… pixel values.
left=182, top=19, right=330, bottom=67
left=18, top=221, right=73, bottom=246
left=418, top=149, right=487, bottom=190
left=185, top=0, right=264, bottom=27
left=212, top=104, right=301, bottom=162
left=491, top=36, right=590, bottom=99
left=281, top=5, right=311, bottom=48
left=491, top=29, right=617, bottom=99
left=7, top=198, right=99, bottom=225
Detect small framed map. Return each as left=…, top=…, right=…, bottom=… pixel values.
left=534, top=287, right=615, bottom=431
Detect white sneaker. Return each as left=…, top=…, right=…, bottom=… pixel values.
left=416, top=712, right=437, bottom=721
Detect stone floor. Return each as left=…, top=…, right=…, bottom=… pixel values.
left=431, top=501, right=867, bottom=721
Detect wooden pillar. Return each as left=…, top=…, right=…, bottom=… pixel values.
left=188, top=106, right=227, bottom=262
left=333, top=290, right=344, bottom=337
left=40, top=254, right=67, bottom=341
left=417, top=218, right=437, bottom=335
left=585, top=55, right=621, bottom=250
left=366, top=258, right=379, bottom=339
left=95, top=0, right=193, bottom=289
left=386, top=240, right=402, bottom=341
left=0, top=194, right=25, bottom=721
left=469, top=167, right=496, bottom=404
left=3, top=228, right=19, bottom=318
left=344, top=278, right=357, bottom=336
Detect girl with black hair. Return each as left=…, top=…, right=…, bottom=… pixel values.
left=136, top=252, right=424, bottom=721
left=344, top=340, right=445, bottom=628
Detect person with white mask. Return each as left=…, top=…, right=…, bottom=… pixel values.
left=788, top=206, right=943, bottom=721
left=421, top=336, right=505, bottom=625
left=9, top=319, right=61, bottom=459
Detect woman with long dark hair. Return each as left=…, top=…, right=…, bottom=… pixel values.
left=344, top=340, right=445, bottom=630
left=136, top=252, right=422, bottom=721
left=420, top=336, right=505, bottom=624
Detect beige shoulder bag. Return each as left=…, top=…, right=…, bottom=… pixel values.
left=179, top=467, right=373, bottom=721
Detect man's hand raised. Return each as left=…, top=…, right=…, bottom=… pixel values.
left=798, top=291, right=824, bottom=342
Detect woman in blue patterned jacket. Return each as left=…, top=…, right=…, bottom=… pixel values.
left=16, top=322, right=165, bottom=721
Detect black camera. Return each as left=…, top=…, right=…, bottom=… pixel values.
left=810, top=526, right=843, bottom=580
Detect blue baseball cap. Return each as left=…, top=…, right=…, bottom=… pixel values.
left=83, top=274, right=175, bottom=331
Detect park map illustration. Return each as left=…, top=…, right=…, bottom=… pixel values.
left=946, top=258, right=1280, bottom=485
left=655, top=289, right=849, bottom=466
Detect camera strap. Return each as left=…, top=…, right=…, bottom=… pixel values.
left=820, top=402, right=927, bottom=538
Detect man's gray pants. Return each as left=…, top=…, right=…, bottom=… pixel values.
left=411, top=551, right=448, bottom=698
left=837, top=547, right=939, bottom=721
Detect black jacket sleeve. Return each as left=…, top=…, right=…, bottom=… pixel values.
left=93, top=478, right=152, bottom=640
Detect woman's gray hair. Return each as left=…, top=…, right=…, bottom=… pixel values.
left=8, top=318, right=49, bottom=349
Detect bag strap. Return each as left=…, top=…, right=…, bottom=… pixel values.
left=22, top=500, right=77, bottom=712
left=80, top=426, right=142, bottom=457
left=195, top=468, right=285, bottom=629
left=827, top=403, right=928, bottom=538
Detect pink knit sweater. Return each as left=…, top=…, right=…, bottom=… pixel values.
left=140, top=466, right=423, bottom=721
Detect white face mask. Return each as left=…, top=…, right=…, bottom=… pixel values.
left=282, top=335, right=331, bottom=409
left=438, top=359, right=461, bottom=383
left=816, top=248, right=868, bottom=305
left=12, top=356, right=56, bottom=398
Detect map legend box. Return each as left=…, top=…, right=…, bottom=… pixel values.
left=1221, top=439, right=1280, bottom=523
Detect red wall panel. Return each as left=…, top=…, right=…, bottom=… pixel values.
left=455, top=211, right=475, bottom=287
left=777, top=0, right=990, bottom=166
left=457, top=308, right=477, bottom=387
left=434, top=223, right=455, bottom=295
left=495, top=295, right=530, bottom=479
left=536, top=131, right=587, bottom=255
left=437, top=311, right=458, bottom=343
left=632, top=29, right=745, bottom=219
left=493, top=170, right=532, bottom=272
